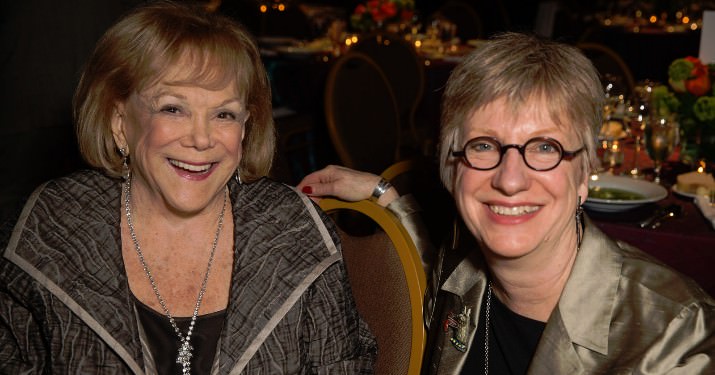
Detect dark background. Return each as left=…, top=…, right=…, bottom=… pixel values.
left=1, top=0, right=711, bottom=225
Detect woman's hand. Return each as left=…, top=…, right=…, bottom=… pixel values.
left=296, top=165, right=399, bottom=207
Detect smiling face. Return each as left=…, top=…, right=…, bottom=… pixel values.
left=111, top=64, right=247, bottom=217
left=454, top=97, right=589, bottom=261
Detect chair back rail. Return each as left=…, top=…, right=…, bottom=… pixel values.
left=324, top=52, right=401, bottom=174
left=319, top=198, right=427, bottom=375
left=351, top=33, right=426, bottom=154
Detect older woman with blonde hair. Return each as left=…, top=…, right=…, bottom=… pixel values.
left=299, top=32, right=715, bottom=374
left=1, top=2, right=375, bottom=373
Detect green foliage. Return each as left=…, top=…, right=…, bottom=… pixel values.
left=668, top=58, right=694, bottom=81
left=694, top=96, right=715, bottom=123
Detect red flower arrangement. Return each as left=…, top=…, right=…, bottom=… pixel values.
left=665, top=56, right=715, bottom=161
left=350, top=0, right=415, bottom=32
left=669, top=57, right=712, bottom=97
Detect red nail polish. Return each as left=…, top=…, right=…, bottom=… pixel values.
left=302, top=186, right=313, bottom=194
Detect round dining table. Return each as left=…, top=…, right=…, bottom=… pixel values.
left=588, top=141, right=715, bottom=297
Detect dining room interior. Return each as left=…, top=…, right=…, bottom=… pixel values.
left=2, top=0, right=715, bottom=295
left=3, top=3, right=715, bottom=374
left=219, top=0, right=715, bottom=296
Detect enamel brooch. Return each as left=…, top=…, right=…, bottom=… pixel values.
left=443, top=306, right=471, bottom=352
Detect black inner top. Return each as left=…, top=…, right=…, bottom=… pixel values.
left=460, top=286, right=546, bottom=375
left=134, top=294, right=226, bottom=375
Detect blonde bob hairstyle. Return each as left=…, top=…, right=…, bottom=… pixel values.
left=438, top=32, right=603, bottom=193
left=74, top=1, right=274, bottom=181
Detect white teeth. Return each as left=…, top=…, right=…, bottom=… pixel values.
left=169, top=159, right=212, bottom=172
left=489, top=205, right=540, bottom=216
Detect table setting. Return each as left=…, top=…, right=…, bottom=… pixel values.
left=597, top=4, right=704, bottom=34
left=592, top=56, right=714, bottom=211
left=585, top=60, right=715, bottom=295
left=584, top=173, right=668, bottom=214
left=585, top=160, right=715, bottom=295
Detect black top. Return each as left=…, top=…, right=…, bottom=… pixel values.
left=461, top=287, right=546, bottom=375
left=134, top=295, right=226, bottom=375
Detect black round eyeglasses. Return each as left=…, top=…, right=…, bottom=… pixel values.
left=451, top=136, right=585, bottom=171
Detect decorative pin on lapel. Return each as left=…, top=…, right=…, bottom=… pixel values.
left=443, top=306, right=471, bottom=352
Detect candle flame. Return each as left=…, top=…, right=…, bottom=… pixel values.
left=697, top=160, right=706, bottom=173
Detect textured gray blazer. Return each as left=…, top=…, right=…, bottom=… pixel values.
left=422, top=219, right=715, bottom=374
left=0, top=170, right=376, bottom=374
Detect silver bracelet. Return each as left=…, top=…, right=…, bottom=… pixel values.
left=371, top=178, right=392, bottom=200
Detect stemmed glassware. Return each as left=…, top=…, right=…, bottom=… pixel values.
left=597, top=74, right=628, bottom=173
left=625, top=99, right=647, bottom=177
left=644, top=114, right=678, bottom=184
left=625, top=80, right=657, bottom=178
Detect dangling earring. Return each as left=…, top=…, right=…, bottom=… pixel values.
left=119, top=147, right=130, bottom=181
left=234, top=168, right=242, bottom=185
left=575, top=196, right=584, bottom=249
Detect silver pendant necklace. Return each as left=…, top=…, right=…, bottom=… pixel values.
left=484, top=282, right=492, bottom=375
left=123, top=175, right=227, bottom=374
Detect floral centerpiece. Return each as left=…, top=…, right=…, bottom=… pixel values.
left=350, top=0, right=415, bottom=32
left=663, top=56, right=715, bottom=162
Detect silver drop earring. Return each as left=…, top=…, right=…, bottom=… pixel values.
left=119, top=147, right=130, bottom=181
left=235, top=168, right=242, bottom=185
left=575, top=196, right=584, bottom=248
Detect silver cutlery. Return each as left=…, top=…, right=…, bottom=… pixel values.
left=639, top=204, right=682, bottom=229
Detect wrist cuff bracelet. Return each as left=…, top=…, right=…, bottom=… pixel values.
left=371, top=178, right=392, bottom=200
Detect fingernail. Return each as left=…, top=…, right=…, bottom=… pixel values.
left=301, top=186, right=312, bottom=194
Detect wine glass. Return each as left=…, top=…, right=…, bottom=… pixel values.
left=644, top=114, right=678, bottom=184
left=626, top=80, right=657, bottom=178
left=625, top=100, right=647, bottom=177
left=596, top=75, right=628, bottom=173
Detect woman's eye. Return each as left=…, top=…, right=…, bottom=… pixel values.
left=160, top=105, right=181, bottom=114
left=532, top=142, right=558, bottom=153
left=468, top=142, right=495, bottom=152
left=217, top=111, right=237, bottom=120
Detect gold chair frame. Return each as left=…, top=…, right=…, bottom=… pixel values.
left=319, top=198, right=427, bottom=375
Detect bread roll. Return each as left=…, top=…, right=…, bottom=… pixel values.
left=676, top=171, right=715, bottom=194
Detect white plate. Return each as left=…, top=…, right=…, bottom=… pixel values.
left=671, top=184, right=697, bottom=199
left=584, top=174, right=668, bottom=213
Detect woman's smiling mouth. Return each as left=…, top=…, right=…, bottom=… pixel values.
left=169, top=159, right=214, bottom=173
left=488, top=204, right=540, bottom=216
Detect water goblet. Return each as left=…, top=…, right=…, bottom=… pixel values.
left=644, top=114, right=678, bottom=184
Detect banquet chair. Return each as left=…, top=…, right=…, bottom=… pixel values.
left=578, top=42, right=636, bottom=98
left=319, top=197, right=427, bottom=375
left=324, top=51, right=401, bottom=174
left=350, top=32, right=426, bottom=156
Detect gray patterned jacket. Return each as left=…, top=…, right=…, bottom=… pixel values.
left=0, top=170, right=376, bottom=374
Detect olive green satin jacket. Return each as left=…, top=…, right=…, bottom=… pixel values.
left=417, top=218, right=715, bottom=374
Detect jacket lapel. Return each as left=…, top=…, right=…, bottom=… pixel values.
left=217, top=180, right=336, bottom=373
left=528, top=308, right=584, bottom=375
left=4, top=172, right=145, bottom=373
left=429, top=251, right=488, bottom=375
left=528, top=219, right=622, bottom=374
left=558, top=219, right=622, bottom=354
